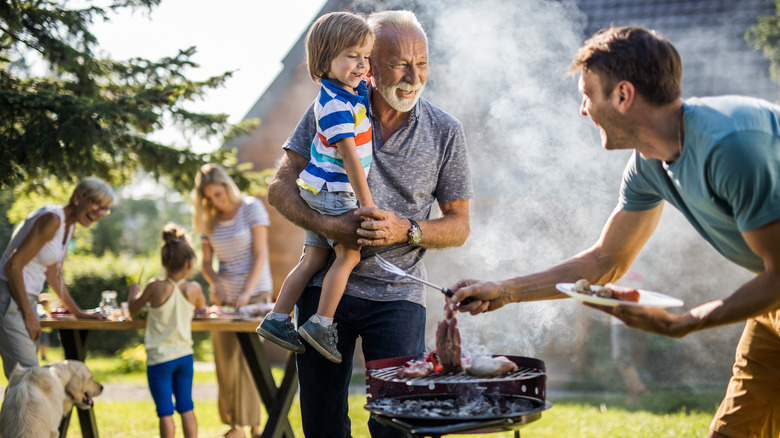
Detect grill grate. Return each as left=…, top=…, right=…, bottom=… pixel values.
left=369, top=365, right=546, bottom=387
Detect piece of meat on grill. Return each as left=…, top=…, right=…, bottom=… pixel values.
left=436, top=303, right=463, bottom=372
left=397, top=359, right=434, bottom=379
left=467, top=355, right=519, bottom=377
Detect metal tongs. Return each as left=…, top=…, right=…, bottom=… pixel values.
left=374, top=255, right=474, bottom=305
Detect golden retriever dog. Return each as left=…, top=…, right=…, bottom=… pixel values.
left=0, top=360, right=103, bottom=438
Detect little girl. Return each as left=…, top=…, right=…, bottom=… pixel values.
left=257, top=11, right=374, bottom=363
left=128, top=223, right=205, bottom=438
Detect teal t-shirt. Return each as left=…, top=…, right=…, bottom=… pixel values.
left=618, top=95, right=780, bottom=273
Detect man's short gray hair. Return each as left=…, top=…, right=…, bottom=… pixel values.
left=367, top=10, right=428, bottom=46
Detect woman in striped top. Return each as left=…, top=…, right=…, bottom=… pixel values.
left=192, top=164, right=272, bottom=438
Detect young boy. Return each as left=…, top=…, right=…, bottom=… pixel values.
left=257, top=12, right=374, bottom=363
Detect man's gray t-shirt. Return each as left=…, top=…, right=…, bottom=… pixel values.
left=283, top=95, right=474, bottom=307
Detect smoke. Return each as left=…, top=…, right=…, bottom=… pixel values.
left=356, top=0, right=757, bottom=386
left=412, top=0, right=626, bottom=358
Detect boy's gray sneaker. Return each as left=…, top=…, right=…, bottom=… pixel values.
left=256, top=314, right=305, bottom=354
left=298, top=315, right=342, bottom=363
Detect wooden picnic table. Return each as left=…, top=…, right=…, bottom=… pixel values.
left=40, top=317, right=297, bottom=438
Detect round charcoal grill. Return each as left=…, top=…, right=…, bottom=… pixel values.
left=365, top=355, right=552, bottom=437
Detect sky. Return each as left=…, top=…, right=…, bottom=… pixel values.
left=90, top=0, right=327, bottom=153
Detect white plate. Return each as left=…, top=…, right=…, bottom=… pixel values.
left=555, top=283, right=683, bottom=308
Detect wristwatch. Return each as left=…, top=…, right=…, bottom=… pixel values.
left=407, top=219, right=422, bottom=245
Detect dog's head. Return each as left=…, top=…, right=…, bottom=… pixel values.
left=43, top=360, right=103, bottom=411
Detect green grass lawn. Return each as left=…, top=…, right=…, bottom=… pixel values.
left=3, top=348, right=723, bottom=437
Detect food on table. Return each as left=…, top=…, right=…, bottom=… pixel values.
left=572, top=279, right=640, bottom=302
left=238, top=302, right=274, bottom=319
left=203, top=304, right=242, bottom=319
left=436, top=301, right=463, bottom=372
left=49, top=307, right=74, bottom=318
left=466, top=355, right=519, bottom=377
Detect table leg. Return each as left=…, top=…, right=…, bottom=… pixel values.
left=236, top=332, right=297, bottom=438
left=57, top=329, right=99, bottom=438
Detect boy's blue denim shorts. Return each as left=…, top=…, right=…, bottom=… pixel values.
left=299, top=186, right=358, bottom=248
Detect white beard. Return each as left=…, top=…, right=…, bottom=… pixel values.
left=375, top=78, right=425, bottom=112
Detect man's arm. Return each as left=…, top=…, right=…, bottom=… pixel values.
left=354, top=199, right=470, bottom=249
left=452, top=205, right=664, bottom=314
left=604, top=216, right=780, bottom=337
left=268, top=149, right=363, bottom=249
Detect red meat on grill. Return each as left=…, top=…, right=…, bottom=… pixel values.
left=435, top=304, right=462, bottom=372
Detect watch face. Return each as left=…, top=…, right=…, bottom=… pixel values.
left=409, top=223, right=422, bottom=244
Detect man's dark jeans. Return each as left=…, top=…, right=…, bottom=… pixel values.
left=296, top=286, right=426, bottom=437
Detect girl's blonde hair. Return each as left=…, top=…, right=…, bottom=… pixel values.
left=306, top=11, right=373, bottom=82
left=191, top=164, right=243, bottom=235
left=70, top=177, right=115, bottom=206
left=160, top=222, right=196, bottom=274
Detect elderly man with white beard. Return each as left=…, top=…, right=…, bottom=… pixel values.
left=267, top=9, right=473, bottom=438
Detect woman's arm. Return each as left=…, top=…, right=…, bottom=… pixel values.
left=45, top=264, right=104, bottom=320
left=4, top=213, right=60, bottom=341
left=199, top=240, right=224, bottom=305
left=234, top=224, right=269, bottom=309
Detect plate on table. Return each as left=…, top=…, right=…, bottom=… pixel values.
left=556, top=283, right=683, bottom=308
left=195, top=312, right=243, bottom=322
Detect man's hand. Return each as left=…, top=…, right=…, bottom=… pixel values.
left=354, top=207, right=410, bottom=246
left=25, top=314, right=42, bottom=342
left=319, top=211, right=364, bottom=250
left=450, top=279, right=512, bottom=315
left=585, top=303, right=692, bottom=338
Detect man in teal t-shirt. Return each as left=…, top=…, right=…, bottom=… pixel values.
left=450, top=27, right=780, bottom=438
left=620, top=95, right=780, bottom=273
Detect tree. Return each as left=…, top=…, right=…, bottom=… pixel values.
left=0, top=0, right=257, bottom=193
left=746, top=2, right=780, bottom=92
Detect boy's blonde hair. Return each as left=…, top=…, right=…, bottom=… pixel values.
left=191, top=164, right=243, bottom=235
left=306, top=11, right=373, bottom=82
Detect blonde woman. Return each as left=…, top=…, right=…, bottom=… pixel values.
left=0, top=177, right=114, bottom=378
left=192, top=164, right=271, bottom=438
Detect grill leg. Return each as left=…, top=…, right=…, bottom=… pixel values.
left=515, top=431, right=521, bottom=438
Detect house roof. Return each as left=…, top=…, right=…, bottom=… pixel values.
left=576, top=0, right=779, bottom=100
left=235, top=0, right=779, bottom=143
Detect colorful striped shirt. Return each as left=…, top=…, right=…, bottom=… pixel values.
left=297, top=78, right=372, bottom=193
